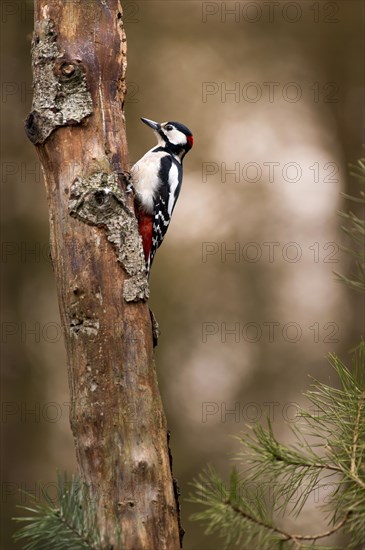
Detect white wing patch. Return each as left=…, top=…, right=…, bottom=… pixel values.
left=167, top=162, right=180, bottom=217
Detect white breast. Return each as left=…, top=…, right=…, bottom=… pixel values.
left=131, top=149, right=167, bottom=214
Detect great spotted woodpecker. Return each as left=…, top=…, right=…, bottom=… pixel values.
left=131, top=118, right=194, bottom=276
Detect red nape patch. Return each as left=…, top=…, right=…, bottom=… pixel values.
left=187, top=135, right=194, bottom=148
left=137, top=209, right=153, bottom=260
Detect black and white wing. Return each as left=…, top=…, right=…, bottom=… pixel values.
left=148, top=155, right=183, bottom=272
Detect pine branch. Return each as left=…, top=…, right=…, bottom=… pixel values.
left=350, top=390, right=365, bottom=476
left=225, top=500, right=350, bottom=549
left=189, top=342, right=365, bottom=549
left=335, top=157, right=365, bottom=293
left=12, top=472, right=119, bottom=550
left=190, top=158, right=365, bottom=547
left=189, top=466, right=352, bottom=550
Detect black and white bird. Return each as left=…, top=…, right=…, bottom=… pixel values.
left=131, top=117, right=194, bottom=276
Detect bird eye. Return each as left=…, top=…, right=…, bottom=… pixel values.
left=165, top=125, right=173, bottom=131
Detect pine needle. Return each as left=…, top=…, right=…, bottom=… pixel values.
left=189, top=342, right=365, bottom=549
left=12, top=472, right=119, bottom=549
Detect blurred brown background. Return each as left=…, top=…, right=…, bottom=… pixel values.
left=1, top=1, right=364, bottom=548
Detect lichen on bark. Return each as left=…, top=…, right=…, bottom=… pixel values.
left=25, top=17, right=93, bottom=144
left=69, top=170, right=149, bottom=302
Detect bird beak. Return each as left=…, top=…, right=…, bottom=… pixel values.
left=141, top=117, right=160, bottom=131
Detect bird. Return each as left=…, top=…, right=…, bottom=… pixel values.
left=131, top=117, right=194, bottom=277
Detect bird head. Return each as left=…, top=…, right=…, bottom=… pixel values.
left=141, top=117, right=194, bottom=158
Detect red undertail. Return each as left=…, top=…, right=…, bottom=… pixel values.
left=137, top=208, right=153, bottom=262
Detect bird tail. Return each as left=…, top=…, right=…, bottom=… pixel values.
left=136, top=207, right=153, bottom=278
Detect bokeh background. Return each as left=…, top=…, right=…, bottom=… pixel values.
left=1, top=1, right=364, bottom=548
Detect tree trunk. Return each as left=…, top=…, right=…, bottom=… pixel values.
left=25, top=1, right=182, bottom=548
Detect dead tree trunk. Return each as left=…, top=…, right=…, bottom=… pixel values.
left=25, top=1, right=182, bottom=548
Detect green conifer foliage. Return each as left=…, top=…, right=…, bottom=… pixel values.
left=189, top=161, right=365, bottom=549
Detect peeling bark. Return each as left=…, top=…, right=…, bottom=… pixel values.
left=69, top=169, right=148, bottom=302
left=27, top=1, right=181, bottom=548
left=25, top=18, right=92, bottom=144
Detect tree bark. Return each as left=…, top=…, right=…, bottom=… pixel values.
left=25, top=1, right=182, bottom=548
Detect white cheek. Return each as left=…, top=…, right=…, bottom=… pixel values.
left=168, top=129, right=187, bottom=146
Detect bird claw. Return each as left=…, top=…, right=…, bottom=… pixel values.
left=126, top=182, right=135, bottom=194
